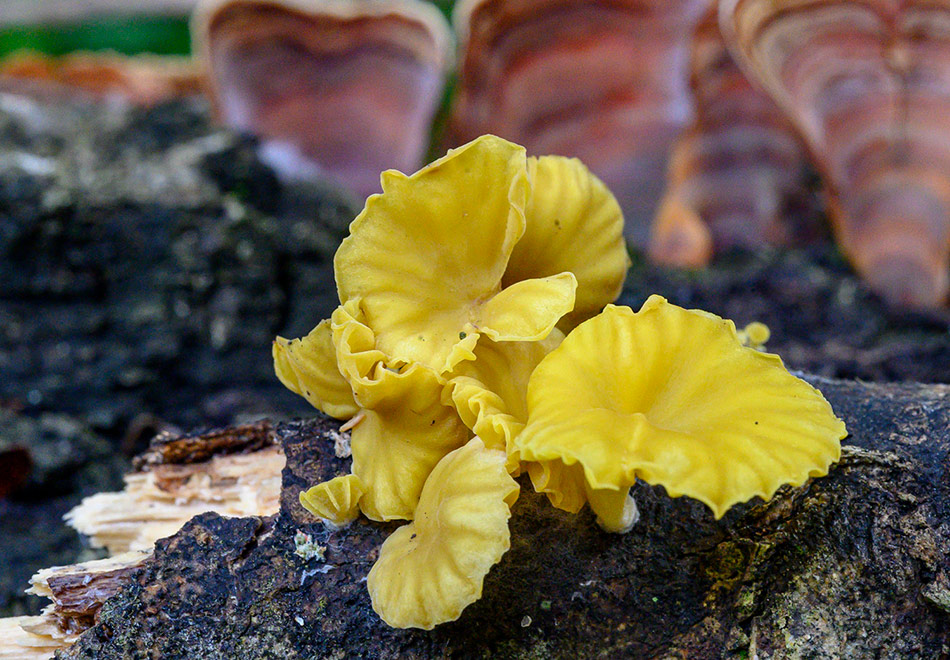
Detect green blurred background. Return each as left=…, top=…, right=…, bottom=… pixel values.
left=0, top=0, right=456, bottom=58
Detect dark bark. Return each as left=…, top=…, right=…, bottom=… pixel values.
left=60, top=377, right=949, bottom=659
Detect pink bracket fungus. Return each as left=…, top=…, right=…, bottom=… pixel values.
left=720, top=0, right=950, bottom=308
left=649, top=8, right=815, bottom=268
left=273, top=133, right=844, bottom=630
left=448, top=0, right=709, bottom=247
left=193, top=0, right=453, bottom=199
left=516, top=296, right=848, bottom=522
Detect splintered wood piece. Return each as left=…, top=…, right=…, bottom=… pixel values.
left=0, top=617, right=63, bottom=660
left=449, top=0, right=710, bottom=246
left=0, top=552, right=149, bottom=660
left=68, top=421, right=285, bottom=554
left=721, top=0, right=950, bottom=308
left=195, top=0, right=452, bottom=199
left=67, top=446, right=284, bottom=554
left=650, top=8, right=815, bottom=267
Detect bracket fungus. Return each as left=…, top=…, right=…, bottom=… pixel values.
left=649, top=9, right=815, bottom=268
left=274, top=134, right=844, bottom=629
left=0, top=52, right=202, bottom=106
left=193, top=0, right=452, bottom=198
left=721, top=0, right=950, bottom=308
left=449, top=0, right=709, bottom=247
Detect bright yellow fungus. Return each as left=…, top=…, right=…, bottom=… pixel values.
left=516, top=295, right=847, bottom=520
left=272, top=134, right=847, bottom=630
left=299, top=474, right=365, bottom=528
left=273, top=320, right=358, bottom=420
left=445, top=331, right=563, bottom=474
left=331, top=301, right=471, bottom=520
left=367, top=438, right=519, bottom=630
left=739, top=321, right=771, bottom=350
left=334, top=134, right=576, bottom=375
left=505, top=155, right=630, bottom=332
left=331, top=301, right=470, bottom=522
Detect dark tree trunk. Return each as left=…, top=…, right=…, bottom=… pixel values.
left=60, top=377, right=950, bottom=659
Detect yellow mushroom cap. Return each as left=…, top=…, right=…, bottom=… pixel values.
left=334, top=134, right=576, bottom=375
left=740, top=321, right=771, bottom=350
left=367, top=437, right=518, bottom=629
left=445, top=330, right=563, bottom=474
left=331, top=300, right=471, bottom=522
left=516, top=295, right=847, bottom=519
left=299, top=474, right=366, bottom=527
left=505, top=155, right=631, bottom=332
left=273, top=319, right=358, bottom=420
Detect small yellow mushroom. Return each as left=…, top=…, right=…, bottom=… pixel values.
left=516, top=295, right=847, bottom=521
left=367, top=438, right=519, bottom=629
left=739, top=321, right=771, bottom=350
left=299, top=474, right=366, bottom=528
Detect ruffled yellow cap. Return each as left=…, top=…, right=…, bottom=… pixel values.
left=367, top=438, right=519, bottom=629
left=334, top=134, right=576, bottom=375
left=445, top=330, right=563, bottom=474
left=331, top=300, right=471, bottom=522
left=273, top=320, right=358, bottom=419
left=516, top=296, right=847, bottom=519
left=299, top=474, right=365, bottom=527
left=506, top=155, right=630, bottom=332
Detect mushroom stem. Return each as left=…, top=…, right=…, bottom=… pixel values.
left=585, top=483, right=640, bottom=534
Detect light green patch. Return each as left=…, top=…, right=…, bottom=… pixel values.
left=294, top=530, right=326, bottom=562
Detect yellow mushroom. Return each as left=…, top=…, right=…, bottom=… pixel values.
left=329, top=300, right=472, bottom=522
left=273, top=319, right=358, bottom=420
left=299, top=474, right=366, bottom=528
left=444, top=330, right=563, bottom=475
left=334, top=134, right=577, bottom=376
left=367, top=438, right=519, bottom=629
left=516, top=295, right=847, bottom=522
left=505, top=155, right=631, bottom=332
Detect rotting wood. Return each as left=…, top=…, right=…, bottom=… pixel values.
left=0, top=377, right=946, bottom=658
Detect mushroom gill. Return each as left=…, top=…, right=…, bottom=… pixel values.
left=448, top=0, right=709, bottom=247
left=650, top=8, right=816, bottom=268
left=721, top=0, right=950, bottom=308
left=194, top=0, right=452, bottom=199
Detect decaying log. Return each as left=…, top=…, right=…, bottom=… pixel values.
left=67, top=421, right=284, bottom=554
left=1, top=376, right=946, bottom=658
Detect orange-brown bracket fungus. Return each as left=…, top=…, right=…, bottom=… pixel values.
left=516, top=296, right=847, bottom=522
left=193, top=0, right=453, bottom=198
left=649, top=8, right=815, bottom=268
left=449, top=0, right=709, bottom=247
left=0, top=52, right=202, bottom=107
left=721, top=0, right=950, bottom=308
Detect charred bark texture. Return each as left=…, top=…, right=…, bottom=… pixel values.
left=60, top=378, right=949, bottom=659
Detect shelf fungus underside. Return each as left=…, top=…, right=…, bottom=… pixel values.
left=449, top=0, right=709, bottom=247
left=722, top=0, right=950, bottom=307
left=195, top=0, right=452, bottom=199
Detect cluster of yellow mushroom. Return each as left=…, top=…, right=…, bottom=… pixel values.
left=274, top=135, right=847, bottom=630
